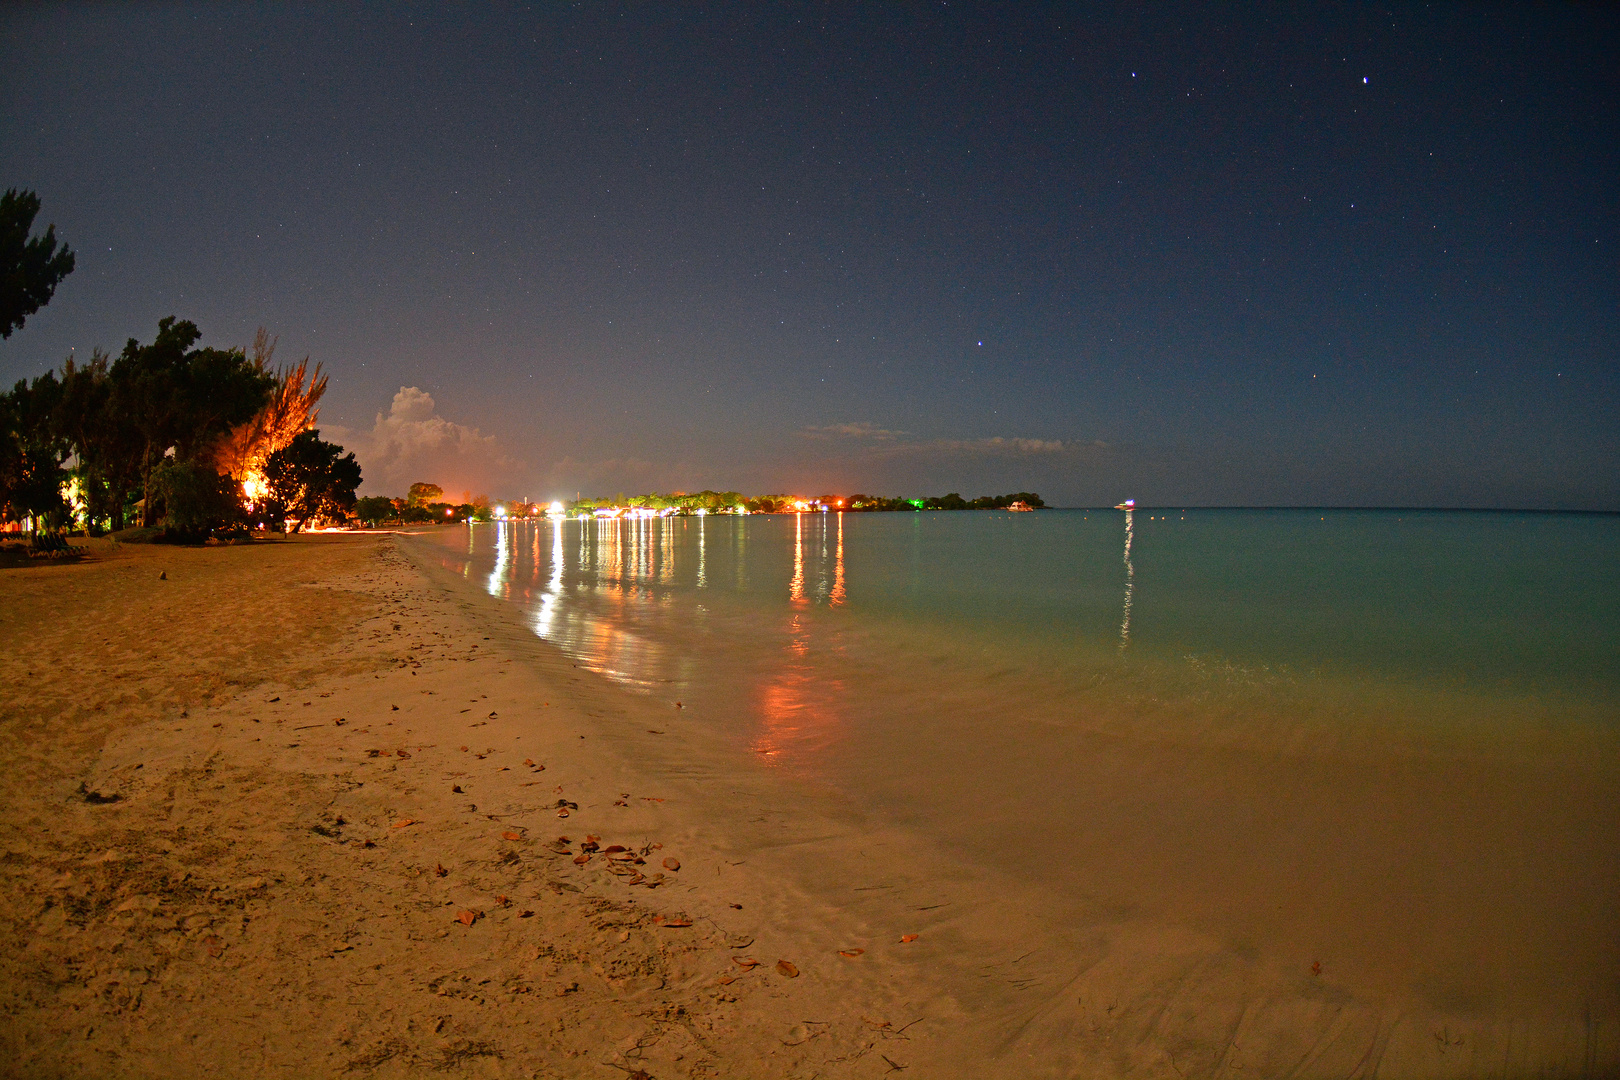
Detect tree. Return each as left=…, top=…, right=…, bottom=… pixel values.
left=149, top=459, right=242, bottom=542
left=263, top=430, right=362, bottom=533
left=353, top=495, right=396, bottom=526
left=109, top=318, right=274, bottom=525
left=208, top=328, right=328, bottom=489
left=0, top=189, right=75, bottom=339
left=57, top=350, right=143, bottom=531
left=407, top=482, right=443, bottom=507
left=0, top=372, right=69, bottom=529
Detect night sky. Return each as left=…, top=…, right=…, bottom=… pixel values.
left=2, top=4, right=1615, bottom=508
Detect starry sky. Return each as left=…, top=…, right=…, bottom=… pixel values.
left=2, top=3, right=1615, bottom=508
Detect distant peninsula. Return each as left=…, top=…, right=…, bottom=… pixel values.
left=353, top=488, right=1046, bottom=525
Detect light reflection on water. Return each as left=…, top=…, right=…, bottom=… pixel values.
left=424, top=510, right=1619, bottom=776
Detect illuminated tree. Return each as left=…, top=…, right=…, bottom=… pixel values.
left=0, top=189, right=75, bottom=339
left=407, top=482, right=443, bottom=506
left=209, top=328, right=328, bottom=499
left=57, top=350, right=143, bottom=531
left=0, top=371, right=69, bottom=530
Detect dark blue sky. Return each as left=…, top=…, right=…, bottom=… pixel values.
left=2, top=3, right=1615, bottom=507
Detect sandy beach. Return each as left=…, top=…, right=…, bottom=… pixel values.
left=3, top=531, right=1615, bottom=1079
left=0, top=534, right=956, bottom=1078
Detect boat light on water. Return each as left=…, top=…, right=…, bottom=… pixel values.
left=1114, top=499, right=1135, bottom=510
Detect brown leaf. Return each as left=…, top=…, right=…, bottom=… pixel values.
left=391, top=819, right=416, bottom=829
left=523, top=758, right=535, bottom=766
left=839, top=948, right=865, bottom=958
left=662, top=857, right=680, bottom=871
left=396, top=749, right=411, bottom=759
left=732, top=957, right=760, bottom=968
left=458, top=745, right=468, bottom=752
left=451, top=785, right=463, bottom=794
left=573, top=853, right=590, bottom=865
left=433, top=863, right=448, bottom=878
left=654, top=914, right=693, bottom=927
left=641, top=796, right=665, bottom=802
left=501, top=830, right=523, bottom=841
left=776, top=960, right=799, bottom=977
left=455, top=910, right=478, bottom=926
left=899, top=934, right=918, bottom=943
left=556, top=809, right=569, bottom=818
left=496, top=894, right=510, bottom=906
left=603, top=844, right=627, bottom=854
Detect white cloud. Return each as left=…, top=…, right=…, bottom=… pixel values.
left=801, top=421, right=909, bottom=441
left=333, top=387, right=507, bottom=497
left=803, top=422, right=1071, bottom=456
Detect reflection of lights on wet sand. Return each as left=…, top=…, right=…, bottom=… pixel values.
left=750, top=613, right=844, bottom=762
left=487, top=519, right=511, bottom=598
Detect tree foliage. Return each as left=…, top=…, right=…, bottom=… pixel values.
left=0, top=371, right=69, bottom=528
left=149, top=459, right=242, bottom=542
left=208, top=328, right=328, bottom=484
left=109, top=317, right=275, bottom=524
left=353, top=495, right=396, bottom=525
left=0, top=189, right=75, bottom=339
left=263, top=430, right=362, bottom=533
left=407, top=482, right=443, bottom=506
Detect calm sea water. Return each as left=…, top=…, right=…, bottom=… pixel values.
left=418, top=509, right=1619, bottom=757
left=412, top=508, right=1620, bottom=1059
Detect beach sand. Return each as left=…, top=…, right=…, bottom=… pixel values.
left=3, top=532, right=1615, bottom=1079
left=0, top=534, right=949, bottom=1078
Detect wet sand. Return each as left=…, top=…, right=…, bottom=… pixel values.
left=2, top=532, right=1615, bottom=1078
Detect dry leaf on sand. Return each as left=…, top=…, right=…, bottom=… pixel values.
left=391, top=819, right=416, bottom=829
left=899, top=934, right=919, bottom=943
left=839, top=948, right=865, bottom=958
left=654, top=914, right=693, bottom=928
left=455, top=910, right=478, bottom=926
left=733, top=957, right=760, bottom=969
left=501, top=831, right=523, bottom=841
left=776, top=960, right=800, bottom=977
left=662, top=857, right=680, bottom=871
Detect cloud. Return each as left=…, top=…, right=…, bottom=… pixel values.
left=802, top=422, right=1073, bottom=457
left=334, top=387, right=508, bottom=497
left=931, top=436, right=1068, bottom=454
left=801, top=421, right=909, bottom=441
left=865, top=434, right=1079, bottom=459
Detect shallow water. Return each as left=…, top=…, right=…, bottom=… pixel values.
left=414, top=508, right=1620, bottom=1067
left=425, top=508, right=1618, bottom=749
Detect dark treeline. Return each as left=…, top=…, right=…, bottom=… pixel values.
left=1, top=317, right=360, bottom=542
left=2, top=188, right=364, bottom=544
left=846, top=491, right=1046, bottom=511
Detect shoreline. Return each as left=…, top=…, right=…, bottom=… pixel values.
left=3, top=532, right=1615, bottom=1078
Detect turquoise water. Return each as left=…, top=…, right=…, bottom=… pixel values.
left=422, top=508, right=1619, bottom=736
left=413, top=509, right=1620, bottom=1053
